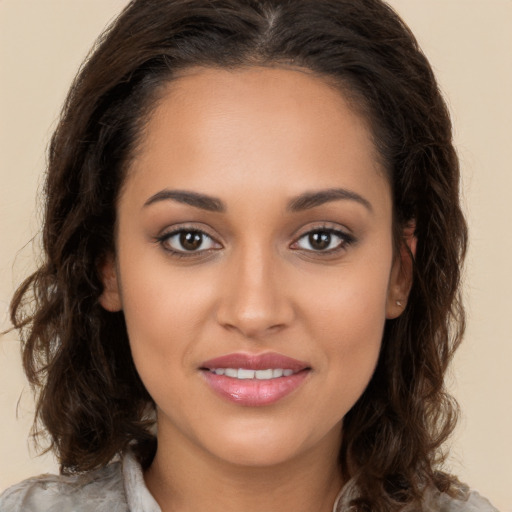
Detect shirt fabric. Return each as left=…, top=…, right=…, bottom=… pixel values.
left=0, top=451, right=498, bottom=512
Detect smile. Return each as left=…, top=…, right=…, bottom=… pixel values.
left=209, top=368, right=296, bottom=379
left=200, top=353, right=311, bottom=406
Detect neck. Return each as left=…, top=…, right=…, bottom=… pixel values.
left=144, top=425, right=344, bottom=512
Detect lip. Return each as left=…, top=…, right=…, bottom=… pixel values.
left=200, top=352, right=311, bottom=407
left=201, top=352, right=309, bottom=372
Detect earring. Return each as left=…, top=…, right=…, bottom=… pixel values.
left=396, top=300, right=403, bottom=307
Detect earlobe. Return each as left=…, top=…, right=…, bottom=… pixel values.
left=386, top=222, right=417, bottom=319
left=98, top=254, right=122, bottom=312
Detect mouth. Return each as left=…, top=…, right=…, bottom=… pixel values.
left=200, top=353, right=311, bottom=406
left=206, top=367, right=297, bottom=379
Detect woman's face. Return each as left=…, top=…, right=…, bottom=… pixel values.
left=101, top=67, right=408, bottom=468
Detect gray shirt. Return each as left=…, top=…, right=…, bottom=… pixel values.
left=0, top=451, right=498, bottom=512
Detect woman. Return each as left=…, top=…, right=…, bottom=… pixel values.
left=0, top=0, right=498, bottom=511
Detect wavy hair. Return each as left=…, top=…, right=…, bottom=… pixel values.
left=10, top=0, right=467, bottom=510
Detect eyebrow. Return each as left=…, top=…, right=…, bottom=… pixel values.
left=287, top=188, right=373, bottom=213
left=143, top=189, right=225, bottom=212
left=143, top=187, right=373, bottom=214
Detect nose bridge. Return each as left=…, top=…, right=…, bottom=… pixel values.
left=217, top=239, right=292, bottom=337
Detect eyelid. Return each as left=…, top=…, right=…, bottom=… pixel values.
left=290, top=223, right=356, bottom=253
left=153, top=222, right=355, bottom=257
left=155, top=224, right=223, bottom=256
left=291, top=222, right=354, bottom=240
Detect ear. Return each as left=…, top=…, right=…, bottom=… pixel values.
left=98, top=253, right=122, bottom=312
left=386, top=222, right=417, bottom=319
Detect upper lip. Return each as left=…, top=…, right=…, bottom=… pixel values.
left=200, top=352, right=310, bottom=371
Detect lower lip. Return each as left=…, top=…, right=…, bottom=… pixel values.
left=201, top=370, right=310, bottom=407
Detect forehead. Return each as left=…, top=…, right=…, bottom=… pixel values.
left=139, top=65, right=378, bottom=158
left=126, top=66, right=389, bottom=212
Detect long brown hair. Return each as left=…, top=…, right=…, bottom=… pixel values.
left=10, top=1, right=467, bottom=510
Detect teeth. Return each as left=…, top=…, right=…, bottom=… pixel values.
left=238, top=368, right=255, bottom=379
left=210, top=368, right=296, bottom=380
left=255, top=369, right=273, bottom=380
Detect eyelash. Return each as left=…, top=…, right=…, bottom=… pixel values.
left=155, top=225, right=355, bottom=258
left=155, top=227, right=220, bottom=258
left=291, top=226, right=355, bottom=255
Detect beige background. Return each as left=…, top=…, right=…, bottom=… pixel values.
left=0, top=1, right=510, bottom=509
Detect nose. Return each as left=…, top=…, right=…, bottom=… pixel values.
left=215, top=245, right=295, bottom=339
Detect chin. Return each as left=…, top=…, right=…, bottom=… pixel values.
left=213, top=441, right=303, bottom=468
left=203, top=419, right=337, bottom=469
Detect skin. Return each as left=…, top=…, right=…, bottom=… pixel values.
left=100, top=66, right=412, bottom=512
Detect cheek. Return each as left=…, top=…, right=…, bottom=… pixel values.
left=304, top=255, right=391, bottom=339
left=116, top=254, right=236, bottom=414
left=120, top=281, right=204, bottom=415
left=317, top=289, right=386, bottom=380
left=310, top=309, right=384, bottom=426
left=301, top=255, right=392, bottom=387
left=120, top=267, right=214, bottom=358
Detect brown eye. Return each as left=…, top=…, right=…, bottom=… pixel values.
left=308, top=231, right=331, bottom=250
left=294, top=229, right=352, bottom=253
left=180, top=231, right=203, bottom=251
left=160, top=229, right=219, bottom=254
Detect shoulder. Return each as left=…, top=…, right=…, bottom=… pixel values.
left=334, top=479, right=499, bottom=512
left=422, top=485, right=499, bottom=512
left=0, top=461, right=127, bottom=512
